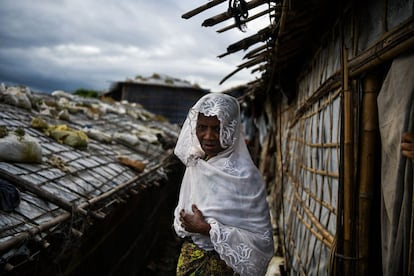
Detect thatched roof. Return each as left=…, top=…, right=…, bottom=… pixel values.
left=183, top=0, right=341, bottom=95
left=183, top=0, right=414, bottom=100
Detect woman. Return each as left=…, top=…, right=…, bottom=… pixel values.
left=173, top=93, right=274, bottom=275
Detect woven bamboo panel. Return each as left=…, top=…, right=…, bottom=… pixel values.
left=276, top=88, right=341, bottom=275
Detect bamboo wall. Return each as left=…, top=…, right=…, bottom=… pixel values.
left=265, top=1, right=414, bottom=274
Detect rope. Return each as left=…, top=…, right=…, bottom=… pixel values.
left=228, top=0, right=249, bottom=31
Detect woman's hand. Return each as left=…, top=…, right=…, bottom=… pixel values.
left=402, top=132, right=414, bottom=162
left=179, top=204, right=211, bottom=236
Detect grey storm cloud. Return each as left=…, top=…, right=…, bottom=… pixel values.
left=0, top=0, right=268, bottom=93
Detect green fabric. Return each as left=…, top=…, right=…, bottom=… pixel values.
left=176, top=241, right=234, bottom=276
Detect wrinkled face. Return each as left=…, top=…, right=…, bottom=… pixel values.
left=196, top=113, right=224, bottom=158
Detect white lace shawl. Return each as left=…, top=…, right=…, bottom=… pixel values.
left=173, top=93, right=274, bottom=276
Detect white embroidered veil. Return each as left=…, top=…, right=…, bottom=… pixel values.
left=173, top=93, right=274, bottom=276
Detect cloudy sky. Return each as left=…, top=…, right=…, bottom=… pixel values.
left=0, top=0, right=269, bottom=93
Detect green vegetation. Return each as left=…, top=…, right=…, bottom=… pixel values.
left=165, top=78, right=174, bottom=85
left=73, top=88, right=99, bottom=98
left=152, top=73, right=161, bottom=79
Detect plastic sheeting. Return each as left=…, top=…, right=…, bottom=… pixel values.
left=377, top=51, right=414, bottom=276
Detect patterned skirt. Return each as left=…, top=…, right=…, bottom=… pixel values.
left=176, top=240, right=235, bottom=276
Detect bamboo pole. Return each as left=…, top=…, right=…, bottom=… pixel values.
left=216, top=8, right=275, bottom=33
left=201, top=0, right=268, bottom=27
left=349, top=19, right=414, bottom=77
left=357, top=74, right=380, bottom=275
left=410, top=168, right=414, bottom=276
left=342, top=45, right=355, bottom=275
left=181, top=0, right=226, bottom=19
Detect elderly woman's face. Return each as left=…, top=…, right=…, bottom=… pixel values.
left=196, top=113, right=224, bottom=158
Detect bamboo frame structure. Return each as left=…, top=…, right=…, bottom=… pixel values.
left=0, top=153, right=175, bottom=256
left=279, top=84, right=341, bottom=274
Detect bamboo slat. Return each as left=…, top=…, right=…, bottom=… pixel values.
left=294, top=191, right=335, bottom=245
left=286, top=192, right=334, bottom=248
left=244, top=44, right=269, bottom=59
left=292, top=137, right=339, bottom=148
left=216, top=8, right=275, bottom=33
left=0, top=212, right=72, bottom=255
left=0, top=169, right=91, bottom=217
left=291, top=176, right=337, bottom=215
left=218, top=25, right=274, bottom=58
left=301, top=165, right=339, bottom=178
left=219, top=54, right=267, bottom=84
left=287, top=233, right=307, bottom=275
left=201, top=0, right=268, bottom=27
left=84, top=152, right=173, bottom=206
left=181, top=0, right=227, bottom=19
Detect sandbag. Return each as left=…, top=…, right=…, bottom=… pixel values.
left=0, top=132, right=42, bottom=163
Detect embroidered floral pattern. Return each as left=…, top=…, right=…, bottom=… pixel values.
left=223, top=159, right=241, bottom=175
left=209, top=220, right=270, bottom=275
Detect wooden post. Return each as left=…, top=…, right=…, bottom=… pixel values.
left=358, top=74, right=380, bottom=275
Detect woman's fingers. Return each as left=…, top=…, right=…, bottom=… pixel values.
left=192, top=204, right=203, bottom=216
left=402, top=132, right=414, bottom=161
left=402, top=132, right=414, bottom=143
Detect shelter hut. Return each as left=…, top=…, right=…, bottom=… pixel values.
left=182, top=0, right=414, bottom=275
left=0, top=85, right=183, bottom=275
left=106, top=74, right=208, bottom=125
